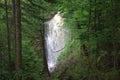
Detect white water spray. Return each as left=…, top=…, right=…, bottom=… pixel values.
left=45, top=12, right=66, bottom=72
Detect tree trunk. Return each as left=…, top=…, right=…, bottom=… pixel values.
left=12, top=0, right=16, bottom=74
left=5, top=0, right=12, bottom=76
left=12, top=0, right=16, bottom=55
left=14, top=0, right=22, bottom=80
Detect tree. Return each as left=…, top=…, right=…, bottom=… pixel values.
left=14, top=0, right=22, bottom=80
left=5, top=0, right=12, bottom=76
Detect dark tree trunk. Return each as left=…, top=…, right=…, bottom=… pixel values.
left=12, top=0, right=16, bottom=74
left=12, top=0, right=16, bottom=55
left=14, top=0, right=22, bottom=80
left=5, top=0, right=12, bottom=76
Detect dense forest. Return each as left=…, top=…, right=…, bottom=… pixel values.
left=0, top=0, right=120, bottom=80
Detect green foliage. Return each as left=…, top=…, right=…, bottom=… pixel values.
left=55, top=0, right=120, bottom=80
left=0, top=0, right=52, bottom=79
left=0, top=0, right=120, bottom=80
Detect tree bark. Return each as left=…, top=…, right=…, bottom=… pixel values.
left=5, top=0, right=12, bottom=76
left=12, top=0, right=16, bottom=50
left=14, top=0, right=22, bottom=80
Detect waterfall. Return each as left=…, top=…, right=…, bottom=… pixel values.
left=45, top=12, right=66, bottom=72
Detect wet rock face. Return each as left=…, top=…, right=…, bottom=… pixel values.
left=45, top=12, right=66, bottom=72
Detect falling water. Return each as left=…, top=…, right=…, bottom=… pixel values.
left=45, top=12, right=66, bottom=72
